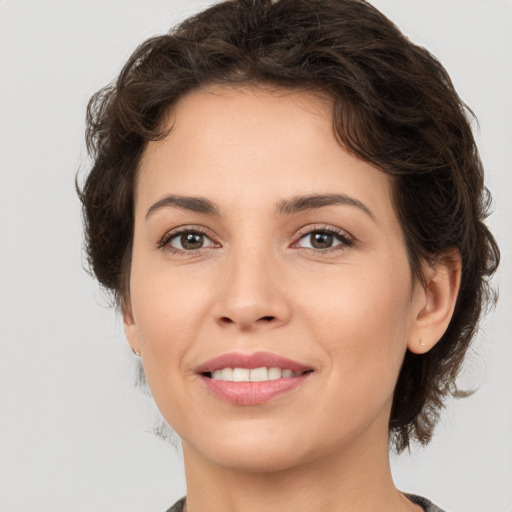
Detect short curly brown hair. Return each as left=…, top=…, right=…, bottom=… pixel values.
left=78, top=0, right=499, bottom=452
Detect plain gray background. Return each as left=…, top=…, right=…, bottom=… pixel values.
left=0, top=1, right=511, bottom=511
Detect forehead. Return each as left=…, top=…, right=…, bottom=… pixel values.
left=141, top=84, right=335, bottom=178
left=136, top=84, right=394, bottom=219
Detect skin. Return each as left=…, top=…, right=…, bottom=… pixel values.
left=124, top=84, right=461, bottom=512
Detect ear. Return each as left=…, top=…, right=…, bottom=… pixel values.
left=407, top=248, right=462, bottom=355
left=122, top=299, right=141, bottom=356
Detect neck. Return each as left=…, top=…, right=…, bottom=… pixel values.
left=181, top=420, right=420, bottom=512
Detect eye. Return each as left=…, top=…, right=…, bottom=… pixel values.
left=296, top=228, right=353, bottom=250
left=161, top=229, right=216, bottom=252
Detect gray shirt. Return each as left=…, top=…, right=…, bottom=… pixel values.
left=165, top=494, right=446, bottom=511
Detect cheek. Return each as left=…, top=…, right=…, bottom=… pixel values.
left=298, top=259, right=414, bottom=391
left=130, top=258, right=210, bottom=342
left=286, top=271, right=413, bottom=446
left=128, top=263, right=210, bottom=398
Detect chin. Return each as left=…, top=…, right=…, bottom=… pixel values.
left=182, top=420, right=317, bottom=474
left=206, top=443, right=310, bottom=474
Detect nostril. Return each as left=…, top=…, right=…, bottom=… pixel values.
left=216, top=315, right=277, bottom=327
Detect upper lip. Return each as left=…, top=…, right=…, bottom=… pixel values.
left=195, top=351, right=313, bottom=374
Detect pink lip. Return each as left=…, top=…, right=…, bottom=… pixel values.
left=196, top=352, right=314, bottom=406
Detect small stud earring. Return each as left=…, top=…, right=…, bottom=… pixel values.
left=131, top=347, right=141, bottom=357
left=419, top=339, right=426, bottom=347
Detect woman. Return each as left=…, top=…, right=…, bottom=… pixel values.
left=79, top=0, right=499, bottom=510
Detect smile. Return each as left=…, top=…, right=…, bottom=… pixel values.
left=196, top=352, right=314, bottom=405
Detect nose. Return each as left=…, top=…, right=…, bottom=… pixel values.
left=213, top=248, right=292, bottom=332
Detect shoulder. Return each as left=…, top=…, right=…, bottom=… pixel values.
left=164, top=496, right=186, bottom=512
left=405, top=493, right=447, bottom=512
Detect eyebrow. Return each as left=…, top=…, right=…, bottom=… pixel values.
left=145, top=193, right=375, bottom=222
left=146, top=194, right=220, bottom=219
left=275, top=193, right=376, bottom=221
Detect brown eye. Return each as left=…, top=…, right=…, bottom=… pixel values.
left=181, top=233, right=204, bottom=250
left=296, top=229, right=352, bottom=251
left=310, top=232, right=334, bottom=249
left=168, top=231, right=214, bottom=251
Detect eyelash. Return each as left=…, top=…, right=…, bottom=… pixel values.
left=157, top=225, right=354, bottom=255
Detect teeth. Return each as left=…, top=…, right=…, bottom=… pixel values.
left=250, top=367, right=269, bottom=382
left=210, top=367, right=298, bottom=382
left=232, top=368, right=250, bottom=382
left=268, top=367, right=282, bottom=380
left=220, top=368, right=233, bottom=381
left=212, top=369, right=223, bottom=380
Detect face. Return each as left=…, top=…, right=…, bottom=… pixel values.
left=125, top=84, right=427, bottom=472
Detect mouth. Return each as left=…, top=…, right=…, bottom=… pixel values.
left=196, top=352, right=314, bottom=405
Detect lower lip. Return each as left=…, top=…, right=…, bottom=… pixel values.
left=199, top=374, right=311, bottom=405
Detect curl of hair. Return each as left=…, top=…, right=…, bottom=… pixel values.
left=78, top=0, right=499, bottom=452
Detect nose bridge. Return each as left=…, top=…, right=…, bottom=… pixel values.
left=215, top=236, right=290, bottom=330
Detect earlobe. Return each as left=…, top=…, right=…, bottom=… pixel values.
left=408, top=248, right=462, bottom=355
